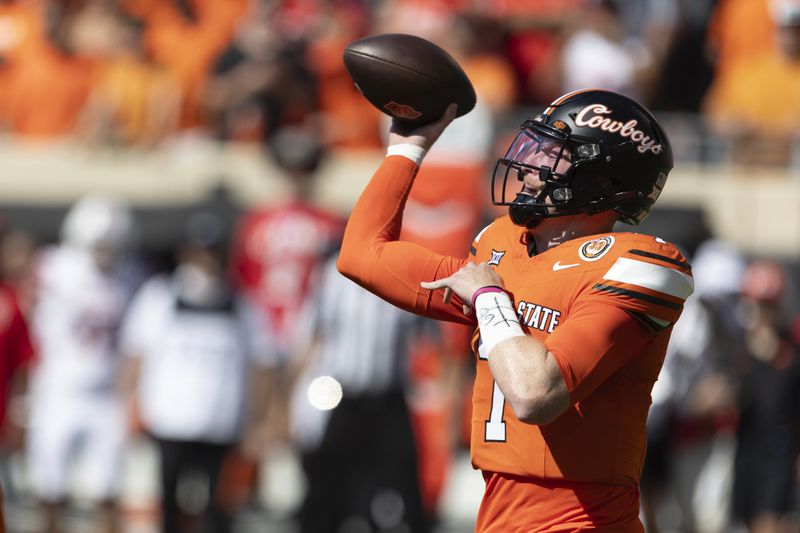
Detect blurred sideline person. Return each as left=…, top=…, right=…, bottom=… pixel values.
left=228, top=126, right=344, bottom=362
left=337, top=90, right=694, bottom=531
left=732, top=260, right=800, bottom=533
left=289, top=253, right=432, bottom=533
left=0, top=226, right=36, bottom=531
left=120, top=212, right=277, bottom=533
left=227, top=126, right=343, bottom=508
left=26, top=195, right=138, bottom=533
left=641, top=239, right=745, bottom=533
left=0, top=228, right=37, bottom=314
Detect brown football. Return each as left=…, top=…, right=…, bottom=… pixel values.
left=343, top=33, right=476, bottom=126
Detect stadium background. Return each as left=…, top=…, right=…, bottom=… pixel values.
left=0, top=0, right=799, bottom=532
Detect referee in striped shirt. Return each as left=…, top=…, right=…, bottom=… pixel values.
left=290, top=252, right=436, bottom=533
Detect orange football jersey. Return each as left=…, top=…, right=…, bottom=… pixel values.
left=468, top=217, right=693, bottom=486
left=338, top=156, right=694, bottom=532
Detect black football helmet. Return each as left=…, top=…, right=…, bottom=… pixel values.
left=492, top=89, right=673, bottom=228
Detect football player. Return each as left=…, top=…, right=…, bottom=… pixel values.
left=27, top=195, right=138, bottom=533
left=337, top=89, right=694, bottom=532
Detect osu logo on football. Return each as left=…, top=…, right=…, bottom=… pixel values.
left=384, top=101, right=423, bottom=120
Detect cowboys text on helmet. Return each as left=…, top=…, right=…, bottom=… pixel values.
left=572, top=104, right=664, bottom=155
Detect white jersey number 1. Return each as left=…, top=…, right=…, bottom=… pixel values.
left=478, top=338, right=507, bottom=442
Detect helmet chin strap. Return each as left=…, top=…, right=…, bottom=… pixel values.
left=509, top=193, right=547, bottom=228
left=509, top=207, right=544, bottom=228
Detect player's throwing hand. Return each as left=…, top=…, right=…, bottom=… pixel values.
left=421, top=262, right=504, bottom=315
left=389, top=103, right=458, bottom=151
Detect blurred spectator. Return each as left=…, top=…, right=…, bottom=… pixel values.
left=558, top=0, right=651, bottom=99
left=228, top=126, right=344, bottom=360
left=306, top=0, right=383, bottom=150
left=289, top=253, right=432, bottom=533
left=703, top=0, right=800, bottom=166
left=642, top=238, right=745, bottom=533
left=1, top=3, right=95, bottom=140
left=376, top=2, right=517, bottom=115
left=731, top=259, right=800, bottom=533
left=375, top=0, right=459, bottom=39
left=0, top=0, right=48, bottom=61
left=75, top=4, right=181, bottom=148
left=647, top=1, right=717, bottom=112
left=26, top=194, right=139, bottom=533
left=455, top=15, right=518, bottom=117
left=0, top=228, right=37, bottom=314
left=124, top=0, right=249, bottom=129
left=706, top=0, right=778, bottom=77
left=119, top=211, right=277, bottom=533
left=225, top=126, right=343, bottom=523
left=0, top=0, right=49, bottom=122
left=204, top=2, right=319, bottom=143
left=500, top=4, right=581, bottom=106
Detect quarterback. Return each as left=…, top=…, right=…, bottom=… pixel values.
left=338, top=89, right=693, bottom=532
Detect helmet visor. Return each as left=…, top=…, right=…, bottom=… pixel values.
left=492, top=129, right=573, bottom=206
left=503, top=130, right=572, bottom=178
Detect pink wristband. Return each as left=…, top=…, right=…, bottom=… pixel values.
left=471, top=285, right=506, bottom=309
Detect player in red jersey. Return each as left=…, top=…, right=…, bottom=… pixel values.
left=227, top=127, right=343, bottom=510
left=229, top=128, right=344, bottom=358
left=0, top=280, right=35, bottom=532
left=337, top=89, right=693, bottom=532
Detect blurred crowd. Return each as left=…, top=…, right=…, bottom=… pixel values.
left=0, top=0, right=799, bottom=532
left=0, top=0, right=796, bottom=165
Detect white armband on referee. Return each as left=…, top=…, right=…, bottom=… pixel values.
left=472, top=286, right=525, bottom=356
left=386, top=144, right=427, bottom=166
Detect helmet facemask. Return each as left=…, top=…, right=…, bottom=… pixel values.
left=493, top=119, right=610, bottom=228
left=493, top=112, right=667, bottom=228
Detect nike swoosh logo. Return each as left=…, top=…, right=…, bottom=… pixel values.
left=553, top=261, right=581, bottom=271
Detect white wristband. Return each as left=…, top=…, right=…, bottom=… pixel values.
left=387, top=144, right=427, bottom=165
left=475, top=290, right=525, bottom=356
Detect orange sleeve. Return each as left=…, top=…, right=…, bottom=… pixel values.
left=338, top=155, right=474, bottom=325
left=545, top=301, right=656, bottom=403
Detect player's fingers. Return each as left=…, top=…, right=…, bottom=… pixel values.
left=433, top=103, right=458, bottom=131
left=462, top=303, right=471, bottom=316
left=443, top=287, right=452, bottom=304
left=420, top=279, right=447, bottom=291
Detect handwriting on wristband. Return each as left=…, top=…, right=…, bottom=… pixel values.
left=478, top=296, right=518, bottom=328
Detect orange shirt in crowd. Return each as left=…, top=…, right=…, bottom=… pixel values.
left=707, top=0, right=777, bottom=77
left=3, top=46, right=95, bottom=139
left=704, top=50, right=800, bottom=137
left=87, top=56, right=181, bottom=145
left=337, top=156, right=692, bottom=532
left=308, top=36, right=383, bottom=150
left=462, top=54, right=518, bottom=115
left=0, top=1, right=48, bottom=62
left=125, top=0, right=248, bottom=128
left=0, top=1, right=51, bottom=126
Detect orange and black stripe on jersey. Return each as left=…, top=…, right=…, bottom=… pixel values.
left=469, top=223, right=493, bottom=258
left=590, top=247, right=693, bottom=330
